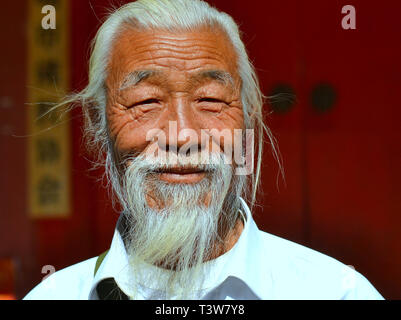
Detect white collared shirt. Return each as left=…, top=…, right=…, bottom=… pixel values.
left=24, top=198, right=384, bottom=300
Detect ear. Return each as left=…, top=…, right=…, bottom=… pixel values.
left=80, top=100, right=105, bottom=155
left=82, top=83, right=108, bottom=135
left=84, top=102, right=101, bottom=129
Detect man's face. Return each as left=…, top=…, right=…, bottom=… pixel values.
left=105, top=26, right=244, bottom=198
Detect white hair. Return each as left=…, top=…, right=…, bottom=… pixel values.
left=55, top=0, right=283, bottom=208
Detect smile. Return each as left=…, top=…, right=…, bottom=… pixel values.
left=154, top=167, right=207, bottom=184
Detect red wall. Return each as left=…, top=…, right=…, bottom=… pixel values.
left=1, top=0, right=400, bottom=299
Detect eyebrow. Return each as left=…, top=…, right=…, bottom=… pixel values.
left=200, top=70, right=235, bottom=88
left=119, top=70, right=158, bottom=91
left=118, top=69, right=235, bottom=91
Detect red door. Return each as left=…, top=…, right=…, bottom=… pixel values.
left=300, top=0, right=401, bottom=299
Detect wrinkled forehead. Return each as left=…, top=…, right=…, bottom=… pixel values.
left=105, top=25, right=240, bottom=90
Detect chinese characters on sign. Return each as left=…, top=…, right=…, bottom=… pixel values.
left=28, top=0, right=70, bottom=217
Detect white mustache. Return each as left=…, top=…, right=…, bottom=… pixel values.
left=125, top=152, right=231, bottom=174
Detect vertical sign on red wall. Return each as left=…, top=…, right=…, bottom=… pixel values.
left=27, top=0, right=70, bottom=218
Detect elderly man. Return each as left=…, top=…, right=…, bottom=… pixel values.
left=25, top=0, right=382, bottom=300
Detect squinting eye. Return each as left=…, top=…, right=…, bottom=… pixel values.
left=129, top=98, right=159, bottom=108
left=198, top=97, right=224, bottom=103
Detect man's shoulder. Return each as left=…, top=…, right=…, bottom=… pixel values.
left=23, top=256, right=98, bottom=300
left=257, top=230, right=344, bottom=267
left=255, top=229, right=383, bottom=299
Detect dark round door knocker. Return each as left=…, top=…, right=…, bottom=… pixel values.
left=310, top=83, right=337, bottom=113
left=268, top=84, right=296, bottom=114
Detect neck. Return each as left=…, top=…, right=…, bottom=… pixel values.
left=207, top=216, right=244, bottom=261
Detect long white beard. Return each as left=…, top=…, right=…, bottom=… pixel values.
left=111, top=151, right=244, bottom=299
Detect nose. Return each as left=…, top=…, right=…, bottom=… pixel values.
left=158, top=97, right=203, bottom=155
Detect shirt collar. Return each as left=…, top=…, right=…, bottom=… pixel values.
left=89, top=197, right=266, bottom=299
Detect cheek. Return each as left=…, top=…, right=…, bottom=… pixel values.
left=198, top=107, right=245, bottom=152
left=107, top=107, right=161, bottom=153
